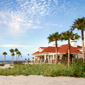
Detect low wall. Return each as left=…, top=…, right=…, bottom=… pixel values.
left=13, top=61, right=24, bottom=64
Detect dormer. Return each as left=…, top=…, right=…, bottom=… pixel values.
left=38, top=47, right=46, bottom=52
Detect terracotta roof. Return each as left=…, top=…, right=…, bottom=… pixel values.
left=32, top=44, right=82, bottom=55
left=58, top=44, right=82, bottom=54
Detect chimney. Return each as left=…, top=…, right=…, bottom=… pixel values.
left=71, top=40, right=77, bottom=47
left=53, top=42, right=58, bottom=47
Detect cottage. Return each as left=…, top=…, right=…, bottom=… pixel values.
left=31, top=40, right=83, bottom=64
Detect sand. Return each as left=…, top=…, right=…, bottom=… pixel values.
left=0, top=75, right=85, bottom=85
left=0, top=64, right=85, bottom=85
left=0, top=64, right=13, bottom=69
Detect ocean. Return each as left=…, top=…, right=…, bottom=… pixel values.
left=0, top=60, right=11, bottom=63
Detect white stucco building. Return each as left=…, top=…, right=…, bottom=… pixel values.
left=31, top=40, right=83, bottom=64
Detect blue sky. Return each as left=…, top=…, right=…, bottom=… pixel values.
left=0, top=0, right=85, bottom=61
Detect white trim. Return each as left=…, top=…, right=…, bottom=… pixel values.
left=32, top=53, right=56, bottom=56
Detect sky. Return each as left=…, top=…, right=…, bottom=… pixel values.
left=0, top=0, right=85, bottom=61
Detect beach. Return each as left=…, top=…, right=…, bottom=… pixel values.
left=0, top=75, right=85, bottom=85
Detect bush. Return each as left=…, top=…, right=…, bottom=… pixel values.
left=0, top=62, right=85, bottom=77
left=0, top=63, right=5, bottom=66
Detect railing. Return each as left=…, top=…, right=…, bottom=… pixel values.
left=34, top=60, right=55, bottom=64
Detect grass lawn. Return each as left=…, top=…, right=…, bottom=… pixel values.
left=0, top=60, right=85, bottom=77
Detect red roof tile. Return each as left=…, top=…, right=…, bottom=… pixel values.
left=32, top=44, right=82, bottom=55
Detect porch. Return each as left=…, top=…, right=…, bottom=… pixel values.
left=32, top=53, right=77, bottom=64
left=33, top=54, right=63, bottom=64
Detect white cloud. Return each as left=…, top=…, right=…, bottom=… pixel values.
left=0, top=0, right=59, bottom=36
left=60, top=25, right=62, bottom=27
left=54, top=0, right=58, bottom=5
left=32, top=26, right=43, bottom=29
left=0, top=45, right=29, bottom=49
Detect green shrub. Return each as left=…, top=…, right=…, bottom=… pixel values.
left=0, top=62, right=85, bottom=77
left=0, top=63, right=5, bottom=66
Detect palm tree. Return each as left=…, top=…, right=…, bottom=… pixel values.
left=3, top=52, right=7, bottom=63
left=9, top=49, right=14, bottom=63
left=15, top=48, right=18, bottom=61
left=71, top=17, right=85, bottom=63
left=61, top=31, right=80, bottom=66
left=17, top=51, right=21, bottom=61
left=28, top=54, right=29, bottom=56
left=28, top=58, right=30, bottom=61
left=25, top=58, right=27, bottom=61
left=21, top=55, right=22, bottom=61
left=12, top=53, right=15, bottom=63
left=48, top=32, right=61, bottom=64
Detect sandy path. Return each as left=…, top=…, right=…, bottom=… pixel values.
left=0, top=64, right=13, bottom=69
left=0, top=75, right=85, bottom=85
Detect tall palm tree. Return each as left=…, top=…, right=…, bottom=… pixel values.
left=15, top=48, right=18, bottom=61
left=48, top=32, right=61, bottom=64
left=25, top=58, right=27, bottom=61
left=21, top=55, right=22, bottom=61
left=27, top=54, right=29, bottom=62
left=28, top=54, right=29, bottom=56
left=71, top=17, right=85, bottom=63
left=3, top=52, right=7, bottom=63
left=9, top=49, right=14, bottom=63
left=17, top=51, right=21, bottom=61
left=12, top=53, right=15, bottom=63
left=61, top=31, right=80, bottom=66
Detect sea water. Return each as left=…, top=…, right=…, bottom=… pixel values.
left=0, top=60, right=11, bottom=63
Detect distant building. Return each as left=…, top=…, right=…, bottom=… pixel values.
left=31, top=40, right=83, bottom=64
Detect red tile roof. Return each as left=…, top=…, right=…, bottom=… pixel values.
left=58, top=44, right=82, bottom=54
left=32, top=44, right=82, bottom=55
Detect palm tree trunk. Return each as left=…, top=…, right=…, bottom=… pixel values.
left=4, top=55, right=6, bottom=63
left=11, top=55, right=12, bottom=63
left=55, top=40, right=58, bottom=64
left=81, top=29, right=85, bottom=63
left=12, top=56, right=13, bottom=64
left=18, top=55, right=19, bottom=61
left=12, top=56, right=14, bottom=64
left=16, top=52, right=17, bottom=61
left=68, top=39, right=70, bottom=66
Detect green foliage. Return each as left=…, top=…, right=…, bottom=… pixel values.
left=0, top=62, right=85, bottom=77
left=48, top=32, right=61, bottom=43
left=3, top=52, right=7, bottom=55
left=15, top=48, right=18, bottom=52
left=71, top=17, right=85, bottom=31
left=0, top=63, right=5, bottom=66
left=12, top=53, right=15, bottom=56
left=9, top=49, right=14, bottom=53
left=63, top=53, right=74, bottom=58
left=61, top=31, right=80, bottom=40
left=17, top=51, right=21, bottom=56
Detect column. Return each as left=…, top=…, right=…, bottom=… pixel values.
left=60, top=54, right=62, bottom=60
left=52, top=55, right=55, bottom=64
left=44, top=55, right=46, bottom=63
